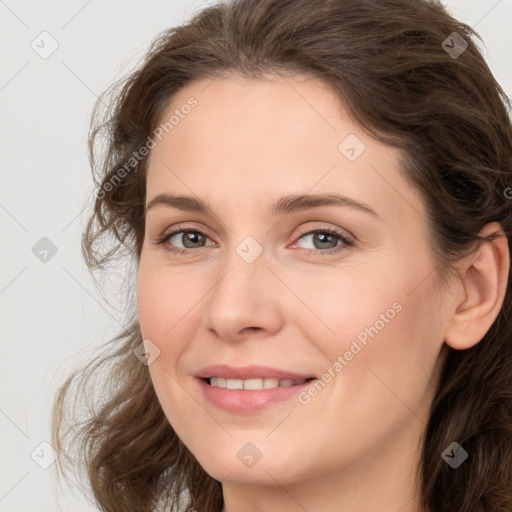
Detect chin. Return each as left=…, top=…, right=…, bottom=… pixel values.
left=188, top=438, right=306, bottom=485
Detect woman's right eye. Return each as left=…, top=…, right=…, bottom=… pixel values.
left=156, top=228, right=214, bottom=255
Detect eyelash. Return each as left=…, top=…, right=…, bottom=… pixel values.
left=155, top=224, right=354, bottom=257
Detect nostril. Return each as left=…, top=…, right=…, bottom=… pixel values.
left=243, top=327, right=261, bottom=334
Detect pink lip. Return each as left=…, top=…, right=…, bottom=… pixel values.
left=195, top=364, right=315, bottom=380
left=195, top=364, right=318, bottom=414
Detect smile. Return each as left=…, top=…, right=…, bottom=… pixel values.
left=206, top=377, right=312, bottom=390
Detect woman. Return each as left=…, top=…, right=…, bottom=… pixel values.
left=52, top=0, right=512, bottom=511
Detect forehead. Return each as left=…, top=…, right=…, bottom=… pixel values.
left=145, top=74, right=425, bottom=225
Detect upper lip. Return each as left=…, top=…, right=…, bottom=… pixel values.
left=196, top=364, right=316, bottom=381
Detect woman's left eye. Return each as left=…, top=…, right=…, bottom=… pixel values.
left=155, top=227, right=353, bottom=256
left=292, top=228, right=353, bottom=255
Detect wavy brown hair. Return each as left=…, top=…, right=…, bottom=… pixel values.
left=52, top=0, right=512, bottom=511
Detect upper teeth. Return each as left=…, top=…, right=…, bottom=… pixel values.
left=209, top=377, right=306, bottom=390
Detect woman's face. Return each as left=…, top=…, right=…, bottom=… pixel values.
left=137, top=74, right=450, bottom=493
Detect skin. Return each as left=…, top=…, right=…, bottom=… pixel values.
left=136, top=73, right=509, bottom=512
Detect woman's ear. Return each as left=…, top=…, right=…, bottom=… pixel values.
left=444, top=222, right=510, bottom=350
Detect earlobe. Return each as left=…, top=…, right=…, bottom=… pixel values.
left=444, top=222, right=510, bottom=351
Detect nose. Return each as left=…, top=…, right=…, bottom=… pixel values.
left=201, top=243, right=284, bottom=342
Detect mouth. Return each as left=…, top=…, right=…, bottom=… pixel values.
left=195, top=364, right=318, bottom=412
left=195, top=364, right=319, bottom=413
left=204, top=376, right=316, bottom=390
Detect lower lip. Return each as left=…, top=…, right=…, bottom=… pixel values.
left=197, top=378, right=317, bottom=414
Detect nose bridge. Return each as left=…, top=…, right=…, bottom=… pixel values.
left=218, top=232, right=268, bottom=294
left=202, top=235, right=282, bottom=339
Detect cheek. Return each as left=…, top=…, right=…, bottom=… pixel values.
left=137, top=265, right=209, bottom=445
left=306, top=257, right=444, bottom=418
left=324, top=276, right=443, bottom=430
left=137, top=263, right=205, bottom=344
left=286, top=264, right=401, bottom=346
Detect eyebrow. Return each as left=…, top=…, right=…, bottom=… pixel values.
left=145, top=193, right=379, bottom=217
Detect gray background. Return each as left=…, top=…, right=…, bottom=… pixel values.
left=1, top=0, right=511, bottom=510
